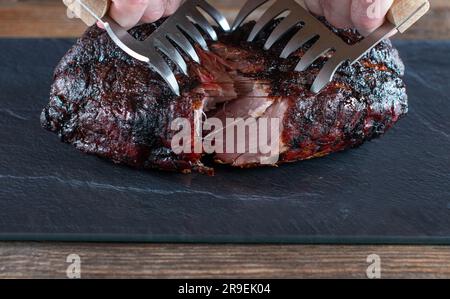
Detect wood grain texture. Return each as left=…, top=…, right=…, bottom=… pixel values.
left=0, top=0, right=449, bottom=39
left=387, top=0, right=430, bottom=33
left=0, top=243, right=450, bottom=279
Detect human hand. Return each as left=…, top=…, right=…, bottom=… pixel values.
left=303, top=0, right=394, bottom=35
left=103, top=0, right=182, bottom=29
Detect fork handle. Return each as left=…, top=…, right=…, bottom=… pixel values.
left=63, top=0, right=110, bottom=27
left=387, top=0, right=430, bottom=33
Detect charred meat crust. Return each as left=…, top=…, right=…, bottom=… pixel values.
left=41, top=19, right=407, bottom=174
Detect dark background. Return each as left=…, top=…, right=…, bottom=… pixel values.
left=0, top=39, right=448, bottom=243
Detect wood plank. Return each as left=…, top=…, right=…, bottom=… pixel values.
left=0, top=0, right=449, bottom=280
left=0, top=0, right=448, bottom=39
left=1, top=243, right=450, bottom=278
left=0, top=0, right=86, bottom=38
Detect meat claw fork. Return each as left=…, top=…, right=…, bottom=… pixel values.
left=232, top=0, right=430, bottom=93
left=63, top=0, right=230, bottom=96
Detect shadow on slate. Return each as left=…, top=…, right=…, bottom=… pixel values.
left=0, top=39, right=449, bottom=244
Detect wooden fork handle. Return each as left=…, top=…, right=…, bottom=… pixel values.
left=63, top=0, right=110, bottom=27
left=387, top=0, right=430, bottom=33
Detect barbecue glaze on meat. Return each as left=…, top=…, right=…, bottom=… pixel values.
left=41, top=20, right=408, bottom=174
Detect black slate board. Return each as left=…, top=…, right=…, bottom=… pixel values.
left=0, top=39, right=449, bottom=244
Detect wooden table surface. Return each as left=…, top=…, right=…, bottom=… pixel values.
left=1, top=0, right=450, bottom=279
left=1, top=0, right=449, bottom=39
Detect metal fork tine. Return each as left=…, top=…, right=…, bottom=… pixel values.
left=310, top=54, right=346, bottom=93
left=187, top=8, right=218, bottom=41
left=195, top=0, right=231, bottom=32
left=147, top=51, right=180, bottom=96
left=103, top=17, right=181, bottom=95
left=348, top=22, right=397, bottom=64
left=295, top=40, right=332, bottom=71
left=309, top=23, right=397, bottom=93
left=177, top=19, right=209, bottom=51
left=103, top=16, right=150, bottom=63
left=78, top=0, right=235, bottom=95
left=264, top=13, right=302, bottom=50
left=248, top=1, right=290, bottom=42
left=151, top=37, right=188, bottom=75
left=167, top=31, right=201, bottom=63
left=232, top=0, right=270, bottom=31
left=232, top=0, right=425, bottom=94
left=280, top=25, right=318, bottom=58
